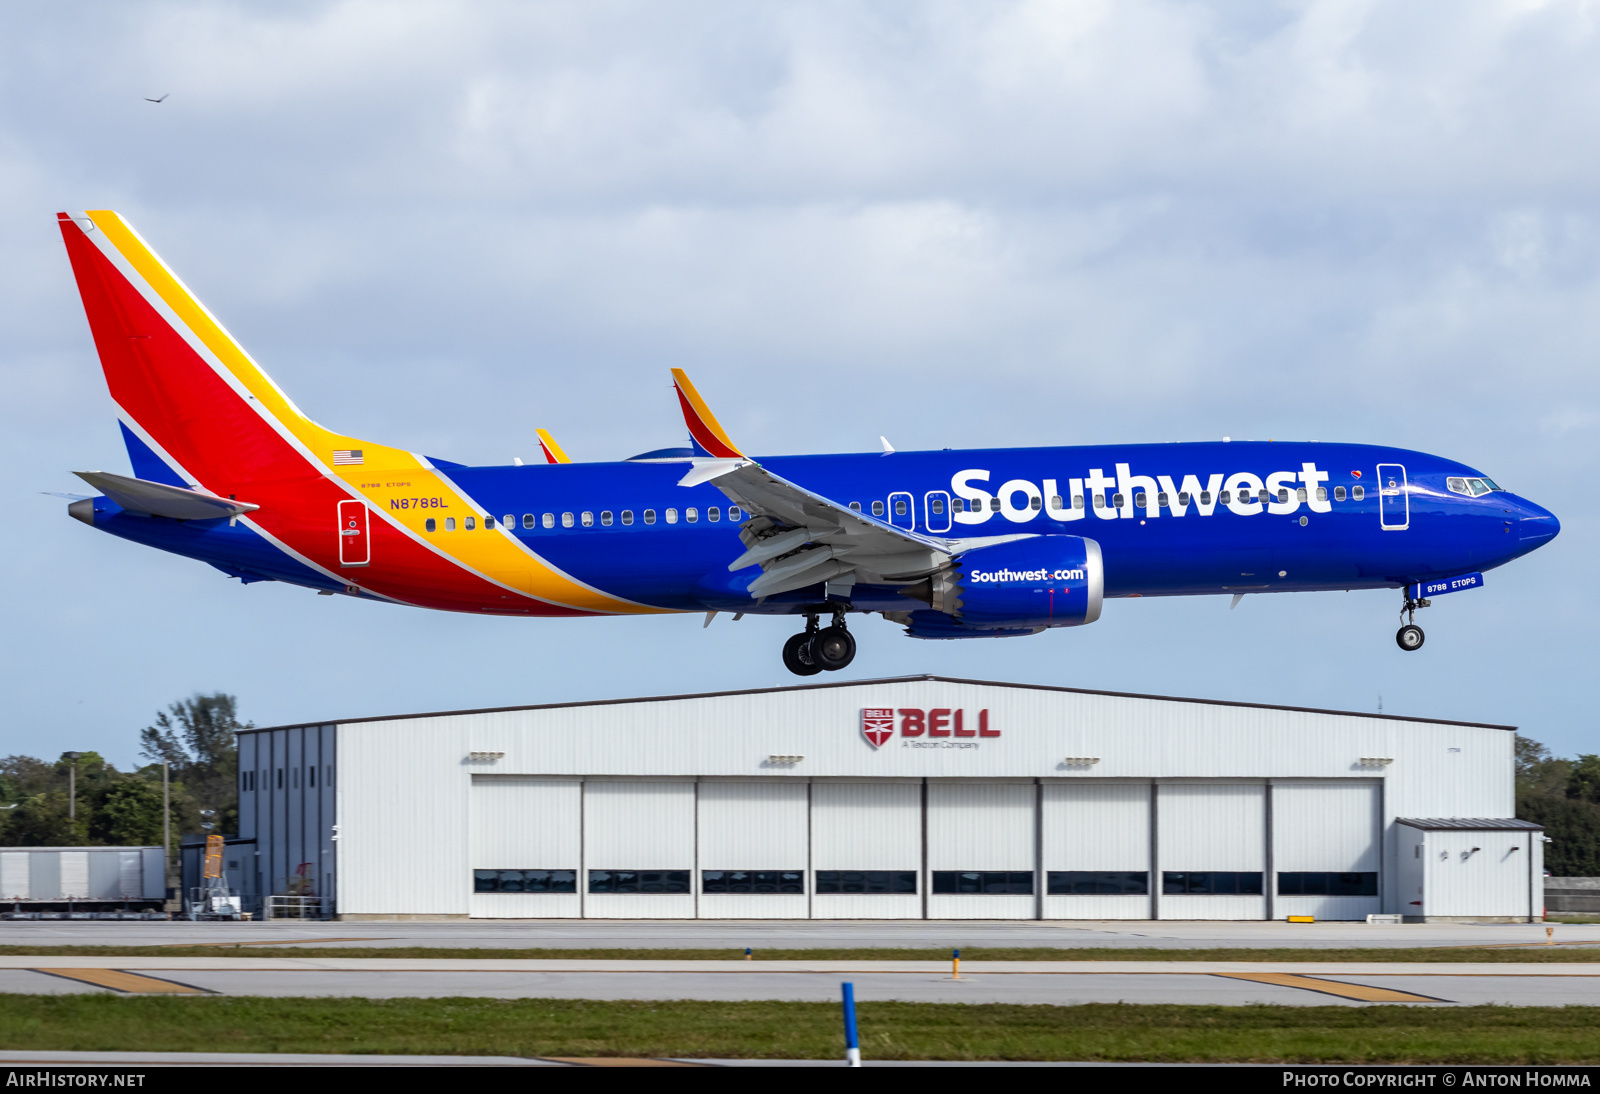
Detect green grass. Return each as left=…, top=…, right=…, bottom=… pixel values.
left=0, top=944, right=1594, bottom=962
left=1, top=996, right=1599, bottom=1062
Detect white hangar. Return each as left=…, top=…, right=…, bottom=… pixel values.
left=236, top=676, right=1542, bottom=923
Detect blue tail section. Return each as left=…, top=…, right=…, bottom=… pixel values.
left=119, top=422, right=189, bottom=487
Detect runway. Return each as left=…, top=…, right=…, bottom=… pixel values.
left=3, top=917, right=1595, bottom=952
left=1, top=957, right=1596, bottom=1006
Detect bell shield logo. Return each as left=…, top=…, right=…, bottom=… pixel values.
left=861, top=708, right=895, bottom=749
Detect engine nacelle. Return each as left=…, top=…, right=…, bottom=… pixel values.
left=902, top=535, right=1103, bottom=629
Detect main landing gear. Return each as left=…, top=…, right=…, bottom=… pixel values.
left=781, top=612, right=856, bottom=676
left=1396, top=593, right=1431, bottom=652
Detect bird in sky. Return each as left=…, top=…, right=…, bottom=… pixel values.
left=144, top=94, right=168, bottom=103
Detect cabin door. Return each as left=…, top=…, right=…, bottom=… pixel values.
left=338, top=500, right=371, bottom=566
left=1376, top=464, right=1409, bottom=531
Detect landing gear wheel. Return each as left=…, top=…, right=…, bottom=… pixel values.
left=809, top=625, right=856, bottom=671
left=782, top=632, right=823, bottom=676
left=1396, top=624, right=1425, bottom=652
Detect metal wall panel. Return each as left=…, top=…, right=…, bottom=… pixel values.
left=469, top=776, right=581, bottom=919
left=583, top=780, right=696, bottom=919
left=927, top=780, right=1036, bottom=920
left=0, top=852, right=27, bottom=899
left=1157, top=782, right=1265, bottom=920
left=1423, top=830, right=1535, bottom=918
left=59, top=852, right=89, bottom=898
left=697, top=780, right=809, bottom=919
left=811, top=780, right=922, bottom=919
left=1273, top=780, right=1381, bottom=921
left=1041, top=781, right=1151, bottom=920
left=28, top=853, right=58, bottom=900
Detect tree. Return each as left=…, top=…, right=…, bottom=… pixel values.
left=92, top=777, right=167, bottom=846
left=1516, top=734, right=1600, bottom=877
left=139, top=693, right=246, bottom=838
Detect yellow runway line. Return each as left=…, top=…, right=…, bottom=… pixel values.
left=541, top=1058, right=709, bottom=1067
left=34, top=968, right=211, bottom=994
left=1214, top=972, right=1446, bottom=1003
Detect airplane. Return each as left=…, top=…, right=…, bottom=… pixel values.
left=55, top=209, right=1561, bottom=676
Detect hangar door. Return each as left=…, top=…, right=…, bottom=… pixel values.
left=1157, top=782, right=1266, bottom=920
left=469, top=776, right=580, bottom=919
left=926, top=780, right=1036, bottom=920
left=584, top=780, right=696, bottom=919
left=697, top=780, right=809, bottom=919
left=811, top=780, right=922, bottom=920
left=1042, top=782, right=1151, bottom=920
left=1272, top=780, right=1381, bottom=921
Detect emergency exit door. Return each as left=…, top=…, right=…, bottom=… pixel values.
left=1376, top=464, right=1409, bottom=531
left=337, top=500, right=370, bottom=566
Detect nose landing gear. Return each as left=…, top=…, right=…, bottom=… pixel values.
left=781, top=612, right=857, bottom=675
left=1395, top=594, right=1431, bottom=652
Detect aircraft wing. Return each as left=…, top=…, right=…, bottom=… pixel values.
left=73, top=471, right=259, bottom=521
left=668, top=371, right=1029, bottom=600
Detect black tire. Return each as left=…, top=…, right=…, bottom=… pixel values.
left=782, top=632, right=823, bottom=676
left=810, top=625, right=856, bottom=671
left=1396, top=624, right=1425, bottom=652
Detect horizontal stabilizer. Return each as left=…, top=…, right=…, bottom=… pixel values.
left=73, top=471, right=260, bottom=521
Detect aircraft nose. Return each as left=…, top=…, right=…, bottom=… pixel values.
left=1516, top=502, right=1560, bottom=549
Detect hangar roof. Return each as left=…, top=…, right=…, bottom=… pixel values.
left=243, top=674, right=1515, bottom=735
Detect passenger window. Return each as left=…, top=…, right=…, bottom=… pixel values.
left=1177, top=492, right=1190, bottom=506
left=445, top=517, right=456, bottom=531
left=1199, top=491, right=1211, bottom=505
left=621, top=511, right=634, bottom=525
left=503, top=514, right=513, bottom=528
left=1334, top=486, right=1346, bottom=501
left=706, top=507, right=720, bottom=522
left=1278, top=489, right=1289, bottom=504
left=1112, top=493, right=1125, bottom=509
left=486, top=516, right=496, bottom=529
left=581, top=511, right=594, bottom=527
left=465, top=516, right=476, bottom=530
left=601, top=511, right=614, bottom=526
left=1092, top=495, right=1105, bottom=509
left=542, top=513, right=555, bottom=529
left=686, top=508, right=698, bottom=523
left=953, top=498, right=966, bottom=512
left=1072, top=495, right=1084, bottom=510
left=665, top=508, right=679, bottom=524
left=1219, top=490, right=1231, bottom=505
left=729, top=508, right=743, bottom=522
left=1048, top=495, right=1061, bottom=510
left=872, top=501, right=885, bottom=516
left=1133, top=492, right=1147, bottom=508
left=1296, top=487, right=1307, bottom=502
left=931, top=498, right=945, bottom=515
left=849, top=501, right=861, bottom=511
left=425, top=517, right=436, bottom=532
left=1353, top=485, right=1365, bottom=500
left=1315, top=487, right=1326, bottom=502
left=1029, top=496, right=1041, bottom=510
left=643, top=510, right=656, bottom=525
left=562, top=512, right=575, bottom=528
left=1157, top=492, right=1169, bottom=508
left=894, top=499, right=907, bottom=516
left=989, top=498, right=1001, bottom=512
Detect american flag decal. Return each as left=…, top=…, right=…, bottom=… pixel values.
left=861, top=707, right=894, bottom=749
left=332, top=450, right=364, bottom=466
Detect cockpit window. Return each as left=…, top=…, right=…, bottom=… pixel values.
left=1446, top=476, right=1497, bottom=498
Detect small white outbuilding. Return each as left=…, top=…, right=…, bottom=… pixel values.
left=235, top=675, right=1541, bottom=922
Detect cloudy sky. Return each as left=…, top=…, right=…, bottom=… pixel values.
left=2, top=0, right=1595, bottom=767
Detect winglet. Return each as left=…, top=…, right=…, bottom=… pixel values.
left=536, top=429, right=571, bottom=465
left=670, top=369, right=744, bottom=459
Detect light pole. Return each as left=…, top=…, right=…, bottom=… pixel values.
left=63, top=751, right=81, bottom=824
left=162, top=760, right=171, bottom=885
